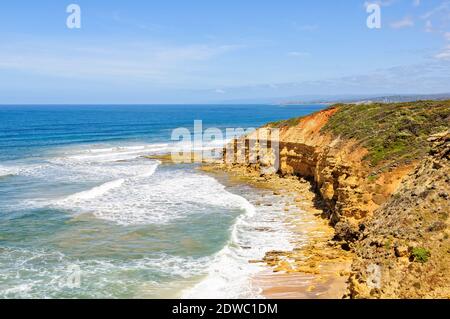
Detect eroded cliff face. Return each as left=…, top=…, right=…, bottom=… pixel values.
left=223, top=104, right=449, bottom=298
left=347, top=132, right=449, bottom=298
left=228, top=108, right=414, bottom=244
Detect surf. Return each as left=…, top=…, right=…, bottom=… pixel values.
left=64, top=179, right=126, bottom=201
left=181, top=185, right=297, bottom=299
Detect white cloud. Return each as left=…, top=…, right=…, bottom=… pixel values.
left=205, top=61, right=450, bottom=99
left=435, top=45, right=450, bottom=60
left=0, top=40, right=243, bottom=85
left=421, top=1, right=450, bottom=20
left=214, top=89, right=226, bottom=94
left=413, top=0, right=420, bottom=7
left=390, top=17, right=414, bottom=29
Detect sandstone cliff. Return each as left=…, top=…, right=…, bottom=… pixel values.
left=348, top=131, right=449, bottom=298
left=224, top=100, right=450, bottom=298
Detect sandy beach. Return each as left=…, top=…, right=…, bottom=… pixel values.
left=146, top=152, right=353, bottom=298
left=199, top=163, right=353, bottom=299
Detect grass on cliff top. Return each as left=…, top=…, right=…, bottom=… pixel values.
left=268, top=116, right=305, bottom=128
left=268, top=100, right=450, bottom=167
left=322, top=100, right=450, bottom=166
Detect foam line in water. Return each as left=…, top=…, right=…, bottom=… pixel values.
left=139, top=160, right=161, bottom=177
left=0, top=166, right=15, bottom=177
left=182, top=189, right=297, bottom=299
left=65, top=179, right=125, bottom=201
left=68, top=150, right=150, bottom=162
left=60, top=160, right=161, bottom=203
left=65, top=143, right=170, bottom=162
left=51, top=170, right=252, bottom=226
left=0, top=247, right=212, bottom=298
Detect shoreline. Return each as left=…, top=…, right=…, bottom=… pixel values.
left=199, top=163, right=353, bottom=299
left=144, top=153, right=353, bottom=298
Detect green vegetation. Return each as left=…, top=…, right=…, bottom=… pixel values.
left=267, top=100, right=450, bottom=168
left=385, top=239, right=392, bottom=251
left=322, top=100, right=450, bottom=166
left=411, top=247, right=431, bottom=263
left=268, top=116, right=305, bottom=128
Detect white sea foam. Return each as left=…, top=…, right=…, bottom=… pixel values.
left=2, top=141, right=300, bottom=299
left=0, top=247, right=211, bottom=299
left=14, top=151, right=161, bottom=181
left=0, top=166, right=15, bottom=177
left=1, top=187, right=289, bottom=299
left=9, top=145, right=161, bottom=213
left=182, top=189, right=299, bottom=299
left=9, top=140, right=226, bottom=181
left=64, top=179, right=126, bottom=201
left=55, top=159, right=160, bottom=209
left=55, top=171, right=252, bottom=225
left=139, top=161, right=160, bottom=177
left=64, top=144, right=170, bottom=162
left=9, top=143, right=168, bottom=178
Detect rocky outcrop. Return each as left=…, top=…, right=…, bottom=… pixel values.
left=223, top=103, right=449, bottom=298
left=347, top=131, right=450, bottom=298
left=226, top=108, right=405, bottom=244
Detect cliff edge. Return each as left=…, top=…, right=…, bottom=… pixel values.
left=226, top=100, right=450, bottom=298
left=348, top=131, right=449, bottom=298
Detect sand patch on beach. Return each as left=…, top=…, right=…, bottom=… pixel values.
left=200, top=163, right=353, bottom=299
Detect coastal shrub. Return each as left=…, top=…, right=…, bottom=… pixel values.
left=411, top=247, right=430, bottom=263
left=268, top=116, right=303, bottom=128
left=384, top=239, right=392, bottom=251
left=267, top=100, right=450, bottom=173
left=321, top=100, right=450, bottom=167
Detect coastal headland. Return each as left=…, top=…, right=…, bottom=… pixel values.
left=200, top=100, right=450, bottom=298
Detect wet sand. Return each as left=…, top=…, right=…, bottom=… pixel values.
left=200, top=163, right=353, bottom=299
left=145, top=155, right=353, bottom=299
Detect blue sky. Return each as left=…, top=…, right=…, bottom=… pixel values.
left=0, top=0, right=449, bottom=103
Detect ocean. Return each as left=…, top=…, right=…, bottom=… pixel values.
left=0, top=104, right=325, bottom=298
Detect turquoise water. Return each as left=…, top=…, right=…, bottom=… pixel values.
left=0, top=104, right=324, bottom=298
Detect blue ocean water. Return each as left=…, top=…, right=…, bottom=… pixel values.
left=0, top=104, right=324, bottom=298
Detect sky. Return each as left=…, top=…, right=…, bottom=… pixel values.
left=0, top=0, right=449, bottom=103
